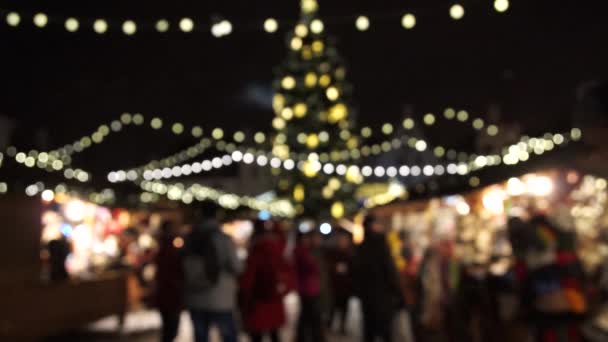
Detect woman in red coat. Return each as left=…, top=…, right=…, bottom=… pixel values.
left=240, top=220, right=292, bottom=342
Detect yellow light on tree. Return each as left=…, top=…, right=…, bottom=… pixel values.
left=319, top=74, right=331, bottom=87
left=306, top=134, right=320, bottom=149
left=291, top=37, right=303, bottom=50
left=281, top=76, right=296, bottom=89
left=273, top=117, right=286, bottom=130
left=301, top=0, right=318, bottom=14
left=331, top=201, right=345, bottom=218
left=273, top=93, right=285, bottom=112
left=293, top=184, right=305, bottom=202
left=294, top=103, right=308, bottom=118
left=281, top=107, right=294, bottom=120
left=303, top=161, right=319, bottom=178
left=312, top=40, right=324, bottom=53
left=310, top=19, right=324, bottom=34
left=294, top=24, right=308, bottom=37
left=304, top=72, right=317, bottom=87
left=326, top=86, right=340, bottom=100
left=328, top=178, right=341, bottom=190
left=328, top=103, right=347, bottom=123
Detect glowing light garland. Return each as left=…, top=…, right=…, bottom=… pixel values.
left=141, top=180, right=295, bottom=217
left=1, top=2, right=509, bottom=36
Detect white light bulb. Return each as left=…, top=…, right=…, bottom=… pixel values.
left=93, top=19, right=108, bottom=34
left=450, top=4, right=465, bottom=20
left=65, top=18, right=79, bottom=32
left=180, top=18, right=194, bottom=32
left=355, top=16, right=370, bottom=31
left=401, top=13, right=416, bottom=29
left=264, top=18, right=278, bottom=33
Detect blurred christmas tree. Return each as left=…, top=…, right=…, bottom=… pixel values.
left=272, top=0, right=362, bottom=219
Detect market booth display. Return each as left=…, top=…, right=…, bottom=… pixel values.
left=0, top=195, right=127, bottom=339
left=0, top=191, right=189, bottom=339
left=371, top=169, right=608, bottom=338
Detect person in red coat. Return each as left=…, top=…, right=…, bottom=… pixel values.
left=155, top=221, right=184, bottom=342
left=240, top=220, right=291, bottom=342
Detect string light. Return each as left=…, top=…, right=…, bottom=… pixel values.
left=450, top=4, right=465, bottom=20
left=179, top=18, right=194, bottom=32
left=211, top=20, right=232, bottom=38
left=156, top=19, right=170, bottom=32
left=401, top=13, right=416, bottom=29
left=65, top=18, right=79, bottom=32
left=122, top=20, right=137, bottom=35
left=6, top=12, right=20, bottom=27
left=264, top=18, right=278, bottom=33
left=355, top=16, right=370, bottom=31
left=494, top=0, right=510, bottom=13
left=33, top=13, right=48, bottom=28
left=1, top=2, right=510, bottom=37
left=310, top=19, right=324, bottom=34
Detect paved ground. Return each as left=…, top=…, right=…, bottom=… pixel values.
left=45, top=294, right=362, bottom=342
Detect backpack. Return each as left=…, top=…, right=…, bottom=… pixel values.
left=183, top=230, right=220, bottom=292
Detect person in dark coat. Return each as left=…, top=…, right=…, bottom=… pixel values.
left=48, top=236, right=71, bottom=282
left=155, top=221, right=184, bottom=342
left=294, top=229, right=326, bottom=342
left=353, top=215, right=403, bottom=342
left=327, top=228, right=354, bottom=335
left=240, top=220, right=291, bottom=342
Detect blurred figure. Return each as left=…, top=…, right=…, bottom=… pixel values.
left=327, top=228, right=354, bottom=335
left=294, top=229, right=326, bottom=342
left=182, top=207, right=242, bottom=342
left=510, top=215, right=587, bottom=342
left=310, top=229, right=332, bottom=328
left=155, top=221, right=183, bottom=342
left=240, top=220, right=292, bottom=342
left=48, top=236, right=71, bottom=282
left=353, top=215, right=403, bottom=342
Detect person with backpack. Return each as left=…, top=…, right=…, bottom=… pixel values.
left=182, top=206, right=242, bottom=342
left=240, top=220, right=293, bottom=342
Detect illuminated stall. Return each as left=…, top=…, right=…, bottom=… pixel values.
left=371, top=170, right=608, bottom=272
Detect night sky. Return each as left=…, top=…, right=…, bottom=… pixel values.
left=1, top=0, right=607, bottom=184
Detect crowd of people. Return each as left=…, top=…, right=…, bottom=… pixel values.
left=148, top=206, right=607, bottom=342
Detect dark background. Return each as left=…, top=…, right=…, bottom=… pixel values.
left=1, top=0, right=606, bottom=179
